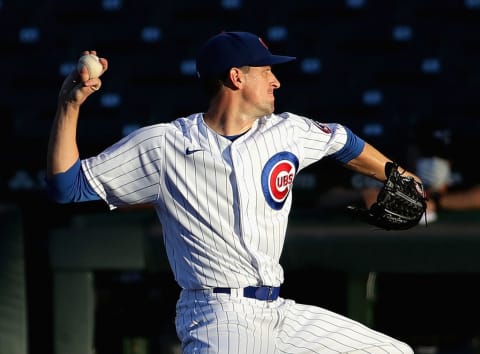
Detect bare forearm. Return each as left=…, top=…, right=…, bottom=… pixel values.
left=46, top=102, right=81, bottom=177
left=346, top=142, right=421, bottom=183
left=46, top=50, right=107, bottom=178
left=345, top=142, right=392, bottom=181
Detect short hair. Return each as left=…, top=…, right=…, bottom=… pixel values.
left=200, top=66, right=251, bottom=99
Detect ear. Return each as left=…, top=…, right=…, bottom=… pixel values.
left=228, top=67, right=245, bottom=88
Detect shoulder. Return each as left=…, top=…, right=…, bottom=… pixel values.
left=171, top=113, right=205, bottom=135
left=269, top=112, right=346, bottom=135
left=262, top=112, right=310, bottom=129
left=126, top=113, right=203, bottom=139
left=273, top=111, right=307, bottom=123
left=124, top=122, right=173, bottom=142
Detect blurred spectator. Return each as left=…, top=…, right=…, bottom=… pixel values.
left=416, top=156, right=451, bottom=223
left=350, top=119, right=455, bottom=224
left=429, top=185, right=480, bottom=211
left=413, top=121, right=454, bottom=223
left=411, top=120, right=480, bottom=217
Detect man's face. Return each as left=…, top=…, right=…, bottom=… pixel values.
left=242, top=66, right=281, bottom=116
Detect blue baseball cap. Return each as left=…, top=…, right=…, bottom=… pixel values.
left=196, top=31, right=296, bottom=80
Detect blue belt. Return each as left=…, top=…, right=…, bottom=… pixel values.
left=213, top=286, right=280, bottom=301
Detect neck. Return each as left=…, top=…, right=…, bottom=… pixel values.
left=204, top=113, right=255, bottom=136
left=203, top=96, right=257, bottom=136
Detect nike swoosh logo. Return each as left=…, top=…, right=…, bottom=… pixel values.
left=185, top=148, right=202, bottom=155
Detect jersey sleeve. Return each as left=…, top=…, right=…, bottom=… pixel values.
left=293, top=113, right=365, bottom=168
left=81, top=125, right=165, bottom=210
left=45, top=159, right=101, bottom=203
left=328, top=126, right=365, bottom=164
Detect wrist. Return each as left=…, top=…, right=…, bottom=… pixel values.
left=57, top=99, right=81, bottom=112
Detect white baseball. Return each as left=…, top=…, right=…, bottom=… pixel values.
left=77, top=54, right=103, bottom=79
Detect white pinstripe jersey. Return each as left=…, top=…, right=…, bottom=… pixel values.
left=82, top=112, right=349, bottom=290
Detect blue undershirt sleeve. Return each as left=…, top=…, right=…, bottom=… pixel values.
left=45, top=159, right=101, bottom=203
left=329, top=127, right=366, bottom=164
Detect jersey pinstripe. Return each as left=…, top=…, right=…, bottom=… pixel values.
left=81, top=112, right=414, bottom=353
left=176, top=290, right=413, bottom=354
left=82, top=112, right=347, bottom=289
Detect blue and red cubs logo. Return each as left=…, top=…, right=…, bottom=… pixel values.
left=261, top=152, right=299, bottom=210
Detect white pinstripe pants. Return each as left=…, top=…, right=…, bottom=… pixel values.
left=175, top=289, right=413, bottom=354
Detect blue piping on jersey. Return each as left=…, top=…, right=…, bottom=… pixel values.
left=329, top=127, right=365, bottom=164
left=45, top=159, right=100, bottom=203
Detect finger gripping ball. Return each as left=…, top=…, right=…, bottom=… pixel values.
left=77, top=54, right=103, bottom=79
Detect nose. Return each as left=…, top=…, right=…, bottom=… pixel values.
left=272, top=73, right=280, bottom=89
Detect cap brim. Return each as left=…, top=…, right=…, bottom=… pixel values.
left=251, top=55, right=296, bottom=67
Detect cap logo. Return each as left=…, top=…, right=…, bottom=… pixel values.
left=258, top=37, right=269, bottom=50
